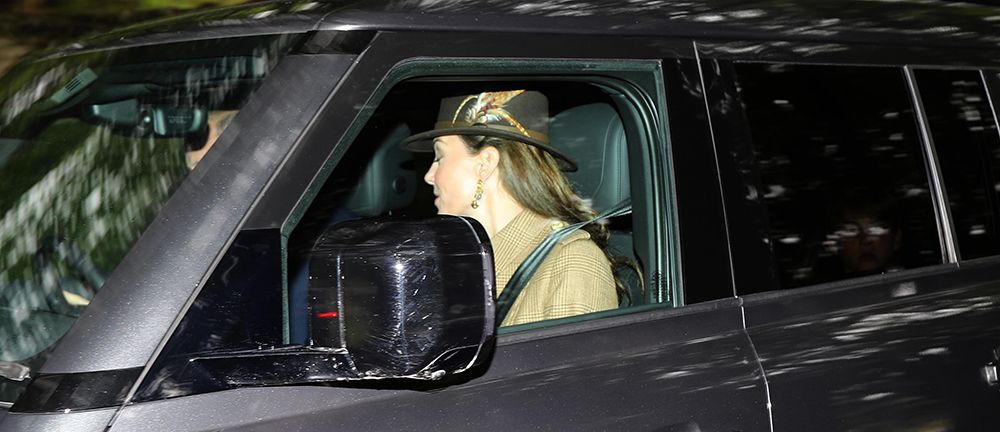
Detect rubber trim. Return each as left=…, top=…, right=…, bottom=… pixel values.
left=9, top=368, right=141, bottom=413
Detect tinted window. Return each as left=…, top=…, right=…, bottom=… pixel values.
left=915, top=69, right=1000, bottom=260
left=0, top=35, right=292, bottom=403
left=733, top=63, right=942, bottom=290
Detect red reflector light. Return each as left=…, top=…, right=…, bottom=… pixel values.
left=316, top=311, right=339, bottom=319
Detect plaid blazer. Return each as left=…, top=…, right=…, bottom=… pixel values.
left=493, top=210, right=617, bottom=326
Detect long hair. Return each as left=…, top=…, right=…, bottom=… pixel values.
left=460, top=135, right=638, bottom=304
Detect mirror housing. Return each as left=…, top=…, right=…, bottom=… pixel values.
left=175, top=216, right=496, bottom=388
left=308, top=215, right=497, bottom=379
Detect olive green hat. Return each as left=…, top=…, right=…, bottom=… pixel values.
left=401, top=90, right=578, bottom=172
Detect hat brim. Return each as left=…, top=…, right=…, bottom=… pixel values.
left=401, top=127, right=578, bottom=172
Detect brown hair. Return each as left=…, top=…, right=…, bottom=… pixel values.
left=460, top=135, right=639, bottom=304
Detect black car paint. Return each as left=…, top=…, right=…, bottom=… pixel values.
left=105, top=300, right=767, bottom=431
left=744, top=262, right=1000, bottom=430
left=47, top=0, right=1000, bottom=56
left=2, top=0, right=1000, bottom=430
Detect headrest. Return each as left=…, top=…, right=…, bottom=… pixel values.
left=550, top=103, right=629, bottom=211
left=345, top=123, right=416, bottom=217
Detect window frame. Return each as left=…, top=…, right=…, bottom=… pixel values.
left=909, top=66, right=1000, bottom=262
left=281, top=56, right=676, bottom=335
left=227, top=30, right=710, bottom=339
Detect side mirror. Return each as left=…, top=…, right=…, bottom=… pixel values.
left=308, top=215, right=497, bottom=379
left=171, top=216, right=496, bottom=388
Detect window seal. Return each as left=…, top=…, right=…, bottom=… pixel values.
left=904, top=65, right=960, bottom=264
left=740, top=262, right=960, bottom=306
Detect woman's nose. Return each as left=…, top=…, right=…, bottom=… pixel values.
left=424, top=164, right=435, bottom=185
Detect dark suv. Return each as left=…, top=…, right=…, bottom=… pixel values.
left=2, top=1, right=999, bottom=431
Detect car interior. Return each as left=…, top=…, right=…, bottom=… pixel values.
left=285, top=78, right=646, bottom=342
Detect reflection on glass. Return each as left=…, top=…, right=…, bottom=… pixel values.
left=733, top=63, right=942, bottom=290
left=0, top=35, right=292, bottom=403
left=915, top=69, right=1000, bottom=260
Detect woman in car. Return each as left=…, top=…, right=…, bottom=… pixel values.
left=403, top=89, right=622, bottom=326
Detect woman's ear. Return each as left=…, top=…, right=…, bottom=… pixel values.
left=477, top=146, right=501, bottom=178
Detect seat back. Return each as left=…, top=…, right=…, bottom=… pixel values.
left=551, top=103, right=630, bottom=211
left=290, top=123, right=416, bottom=343
left=550, top=103, right=640, bottom=305
left=345, top=123, right=416, bottom=217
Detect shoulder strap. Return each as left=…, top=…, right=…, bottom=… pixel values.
left=495, top=198, right=632, bottom=324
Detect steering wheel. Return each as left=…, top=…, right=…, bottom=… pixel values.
left=32, top=237, right=106, bottom=313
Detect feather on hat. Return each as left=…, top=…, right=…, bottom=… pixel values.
left=402, top=90, right=577, bottom=172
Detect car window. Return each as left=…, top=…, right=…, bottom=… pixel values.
left=731, top=63, right=943, bottom=291
left=914, top=68, right=1000, bottom=260
left=130, top=65, right=668, bottom=403
left=0, top=35, right=292, bottom=404
left=286, top=78, right=654, bottom=334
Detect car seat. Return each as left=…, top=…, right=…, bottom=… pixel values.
left=344, top=123, right=417, bottom=217
left=550, top=103, right=640, bottom=306
left=289, top=123, right=416, bottom=344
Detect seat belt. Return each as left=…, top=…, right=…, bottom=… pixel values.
left=495, top=198, right=632, bottom=324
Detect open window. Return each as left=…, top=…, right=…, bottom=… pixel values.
left=286, top=72, right=665, bottom=337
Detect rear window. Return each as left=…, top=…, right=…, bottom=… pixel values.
left=732, top=63, right=943, bottom=291
left=0, top=35, right=296, bottom=403
left=914, top=69, right=1000, bottom=261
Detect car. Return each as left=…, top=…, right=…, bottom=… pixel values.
left=2, top=1, right=1000, bottom=430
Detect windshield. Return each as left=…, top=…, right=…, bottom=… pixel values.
left=0, top=34, right=299, bottom=403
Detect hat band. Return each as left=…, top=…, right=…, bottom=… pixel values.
left=433, top=121, right=549, bottom=144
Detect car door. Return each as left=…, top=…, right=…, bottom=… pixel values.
left=701, top=40, right=1000, bottom=431
left=103, top=31, right=772, bottom=431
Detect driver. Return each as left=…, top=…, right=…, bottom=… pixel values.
left=185, top=110, right=238, bottom=169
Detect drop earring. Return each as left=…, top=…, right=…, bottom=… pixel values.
left=471, top=179, right=484, bottom=209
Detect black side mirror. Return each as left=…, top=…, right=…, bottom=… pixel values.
left=308, top=215, right=496, bottom=379
left=134, top=216, right=495, bottom=393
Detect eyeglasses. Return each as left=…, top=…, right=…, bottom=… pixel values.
left=835, top=222, right=892, bottom=239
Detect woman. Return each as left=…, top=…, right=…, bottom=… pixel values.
left=403, top=89, right=625, bottom=326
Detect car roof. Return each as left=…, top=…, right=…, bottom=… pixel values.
left=42, top=0, right=1000, bottom=57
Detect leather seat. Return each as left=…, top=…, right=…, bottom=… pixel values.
left=550, top=103, right=640, bottom=306
left=551, top=103, right=630, bottom=213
